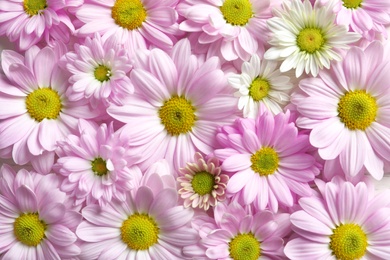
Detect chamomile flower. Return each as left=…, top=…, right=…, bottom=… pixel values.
left=177, top=152, right=229, bottom=210
left=228, top=54, right=293, bottom=118
left=264, top=0, right=360, bottom=77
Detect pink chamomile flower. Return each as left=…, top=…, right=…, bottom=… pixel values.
left=177, top=152, right=229, bottom=210
left=54, top=119, right=143, bottom=207
left=291, top=41, right=390, bottom=180
left=214, top=109, right=319, bottom=212
left=0, top=43, right=99, bottom=168
left=64, top=33, right=133, bottom=107
left=76, top=163, right=198, bottom=259
left=178, top=0, right=275, bottom=62
left=285, top=178, right=390, bottom=259
left=0, top=0, right=78, bottom=50
left=321, top=0, right=390, bottom=40
left=0, top=165, right=82, bottom=259
left=107, top=39, right=238, bottom=172
left=75, top=0, right=180, bottom=53
left=184, top=201, right=291, bottom=260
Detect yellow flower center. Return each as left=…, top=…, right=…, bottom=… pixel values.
left=296, top=28, right=325, bottom=54
left=249, top=77, right=270, bottom=101
left=112, top=0, right=147, bottom=30
left=158, top=96, right=196, bottom=136
left=25, top=88, right=62, bottom=122
left=191, top=171, right=215, bottom=196
left=343, top=0, right=363, bottom=9
left=14, top=213, right=47, bottom=247
left=121, top=213, right=159, bottom=250
left=94, top=65, right=112, bottom=82
left=23, top=0, right=47, bottom=16
left=337, top=90, right=377, bottom=131
left=220, top=0, right=253, bottom=26
left=229, top=233, right=261, bottom=260
left=329, top=223, right=368, bottom=260
left=91, top=157, right=109, bottom=176
left=251, top=147, right=279, bottom=176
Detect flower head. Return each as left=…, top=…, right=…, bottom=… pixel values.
left=177, top=152, right=229, bottom=210
left=107, top=39, right=238, bottom=172
left=285, top=178, right=390, bottom=259
left=228, top=54, right=293, bottom=118
left=0, top=0, right=77, bottom=50
left=65, top=33, right=133, bottom=107
left=178, top=0, right=274, bottom=61
left=292, top=41, right=390, bottom=180
left=55, top=119, right=142, bottom=206
left=0, top=43, right=99, bottom=167
left=214, top=109, right=318, bottom=212
left=264, top=0, right=360, bottom=77
left=76, top=161, right=198, bottom=259
left=0, top=165, right=82, bottom=259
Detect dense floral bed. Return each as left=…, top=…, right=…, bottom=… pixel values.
left=0, top=0, right=390, bottom=259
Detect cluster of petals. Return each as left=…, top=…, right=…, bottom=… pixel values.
left=0, top=165, right=81, bottom=259
left=0, top=43, right=98, bottom=170
left=54, top=119, right=142, bottom=207
left=214, top=108, right=319, bottom=212
left=285, top=177, right=390, bottom=259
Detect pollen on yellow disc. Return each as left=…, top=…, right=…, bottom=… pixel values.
left=229, top=232, right=261, bottom=260
left=343, top=0, right=363, bottom=9
left=250, top=147, right=279, bottom=176
left=25, top=88, right=62, bottom=122
left=112, top=0, right=147, bottom=30
left=23, top=0, right=47, bottom=16
left=14, top=213, right=47, bottom=247
left=220, top=0, right=253, bottom=26
left=337, top=90, right=377, bottom=131
left=120, top=213, right=159, bottom=250
left=296, top=28, right=325, bottom=54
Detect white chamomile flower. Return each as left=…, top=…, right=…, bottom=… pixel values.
left=264, top=0, right=361, bottom=77
left=228, top=54, right=293, bottom=118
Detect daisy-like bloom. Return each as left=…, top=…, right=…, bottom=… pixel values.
left=264, top=0, right=361, bottom=77
left=107, top=39, right=238, bottom=172
left=54, top=119, right=143, bottom=207
left=177, top=0, right=275, bottom=61
left=321, top=0, right=390, bottom=40
left=214, top=109, right=319, bottom=212
left=184, top=201, right=291, bottom=259
left=64, top=33, right=133, bottom=107
left=228, top=54, right=293, bottom=118
left=284, top=177, right=390, bottom=259
left=76, top=162, right=198, bottom=259
left=291, top=41, right=390, bottom=180
left=0, top=165, right=82, bottom=259
left=75, top=0, right=179, bottom=53
left=0, top=44, right=99, bottom=167
left=0, top=0, right=77, bottom=50
left=177, top=152, right=229, bottom=210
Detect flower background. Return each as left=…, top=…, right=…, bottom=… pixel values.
left=1, top=0, right=390, bottom=259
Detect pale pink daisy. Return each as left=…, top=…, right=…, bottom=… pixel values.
left=54, top=119, right=142, bottom=207
left=64, top=33, right=133, bottom=107
left=291, top=41, right=390, bottom=180
left=76, top=166, right=198, bottom=259
left=321, top=0, right=390, bottom=40
left=177, top=152, right=229, bottom=210
left=0, top=0, right=77, bottom=50
left=107, top=39, right=238, bottom=172
left=264, top=0, right=361, bottom=77
left=0, top=44, right=99, bottom=167
left=75, top=0, right=180, bottom=53
left=285, top=178, right=390, bottom=259
left=184, top=201, right=291, bottom=259
left=228, top=54, right=293, bottom=118
left=0, top=164, right=82, bottom=259
left=214, top=109, right=319, bottom=212
left=177, top=0, right=276, bottom=62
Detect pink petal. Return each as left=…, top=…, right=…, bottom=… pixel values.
left=8, top=63, right=37, bottom=92
left=284, top=238, right=332, bottom=259
left=39, top=202, right=66, bottom=224
left=226, top=169, right=252, bottom=193
left=76, top=221, right=119, bottom=242
left=15, top=185, right=38, bottom=213
left=46, top=225, right=77, bottom=246
left=149, top=49, right=178, bottom=94
left=221, top=153, right=251, bottom=172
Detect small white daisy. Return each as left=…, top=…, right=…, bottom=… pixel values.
left=228, top=54, right=293, bottom=118
left=264, top=0, right=361, bottom=77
